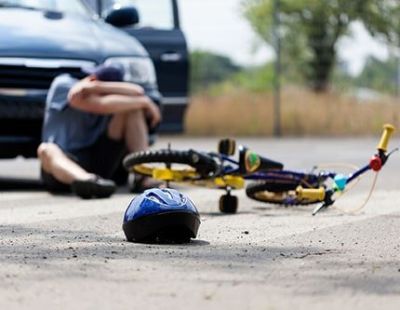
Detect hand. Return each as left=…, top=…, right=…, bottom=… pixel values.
left=130, top=84, right=145, bottom=96
left=68, top=77, right=97, bottom=104
left=145, top=100, right=161, bottom=128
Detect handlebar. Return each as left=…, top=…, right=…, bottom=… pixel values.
left=296, top=186, right=326, bottom=201
left=299, top=124, right=395, bottom=215
left=377, top=124, right=395, bottom=153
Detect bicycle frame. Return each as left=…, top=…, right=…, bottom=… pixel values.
left=212, top=152, right=327, bottom=186
left=193, top=147, right=382, bottom=193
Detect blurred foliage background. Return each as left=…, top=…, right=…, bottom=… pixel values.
left=186, top=0, right=400, bottom=136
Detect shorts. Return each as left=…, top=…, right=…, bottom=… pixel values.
left=41, top=134, right=128, bottom=193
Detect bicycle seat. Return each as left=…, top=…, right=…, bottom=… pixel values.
left=239, top=147, right=283, bottom=174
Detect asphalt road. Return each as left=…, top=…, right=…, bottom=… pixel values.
left=0, top=137, right=400, bottom=310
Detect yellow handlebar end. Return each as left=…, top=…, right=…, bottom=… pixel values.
left=377, top=124, right=395, bottom=153
left=296, top=186, right=326, bottom=201
left=383, top=124, right=395, bottom=132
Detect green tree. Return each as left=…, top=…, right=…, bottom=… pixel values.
left=356, top=55, right=400, bottom=95
left=243, top=0, right=400, bottom=92
left=190, top=50, right=241, bottom=93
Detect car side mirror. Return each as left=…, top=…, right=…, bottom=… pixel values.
left=104, top=6, right=139, bottom=28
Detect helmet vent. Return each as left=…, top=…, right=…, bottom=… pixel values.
left=147, top=193, right=163, bottom=204
left=161, top=189, right=174, bottom=200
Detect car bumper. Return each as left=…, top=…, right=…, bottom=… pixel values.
left=0, top=93, right=45, bottom=158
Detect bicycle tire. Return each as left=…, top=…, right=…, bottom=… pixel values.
left=123, top=149, right=219, bottom=180
left=246, top=180, right=322, bottom=206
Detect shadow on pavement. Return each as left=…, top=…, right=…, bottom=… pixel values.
left=200, top=211, right=255, bottom=217
left=0, top=177, right=44, bottom=191
left=0, top=224, right=332, bottom=269
left=1, top=223, right=400, bottom=295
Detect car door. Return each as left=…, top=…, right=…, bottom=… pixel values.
left=85, top=0, right=189, bottom=132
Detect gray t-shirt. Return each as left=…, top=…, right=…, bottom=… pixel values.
left=42, top=74, right=110, bottom=153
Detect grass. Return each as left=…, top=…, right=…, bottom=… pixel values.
left=184, top=86, right=400, bottom=136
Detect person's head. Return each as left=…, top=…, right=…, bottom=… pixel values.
left=84, top=64, right=124, bottom=82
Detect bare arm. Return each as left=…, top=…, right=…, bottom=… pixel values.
left=87, top=81, right=145, bottom=97
left=69, top=87, right=161, bottom=127
left=68, top=79, right=144, bottom=99
left=71, top=93, right=149, bottom=113
left=68, top=79, right=161, bottom=127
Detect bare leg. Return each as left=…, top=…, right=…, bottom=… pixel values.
left=37, top=143, right=94, bottom=185
left=125, top=109, right=148, bottom=152
left=107, top=113, right=126, bottom=141
left=107, top=110, right=148, bottom=152
left=108, top=110, right=159, bottom=191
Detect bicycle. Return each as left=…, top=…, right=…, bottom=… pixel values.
left=245, top=124, right=396, bottom=215
left=123, top=124, right=396, bottom=215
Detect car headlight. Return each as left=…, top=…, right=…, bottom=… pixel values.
left=104, top=57, right=157, bottom=85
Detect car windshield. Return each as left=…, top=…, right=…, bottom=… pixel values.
left=0, top=0, right=90, bottom=15
left=102, top=0, right=174, bottom=29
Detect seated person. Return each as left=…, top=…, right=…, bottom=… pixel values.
left=38, top=64, right=161, bottom=199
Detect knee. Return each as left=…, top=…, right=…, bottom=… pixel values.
left=37, top=143, right=49, bottom=160
left=37, top=143, right=61, bottom=163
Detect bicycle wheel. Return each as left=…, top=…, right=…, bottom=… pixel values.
left=123, top=149, right=220, bottom=181
left=246, top=180, right=322, bottom=206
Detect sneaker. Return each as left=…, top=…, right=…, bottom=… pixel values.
left=71, top=176, right=116, bottom=199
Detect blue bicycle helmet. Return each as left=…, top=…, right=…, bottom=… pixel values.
left=123, top=188, right=200, bottom=243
